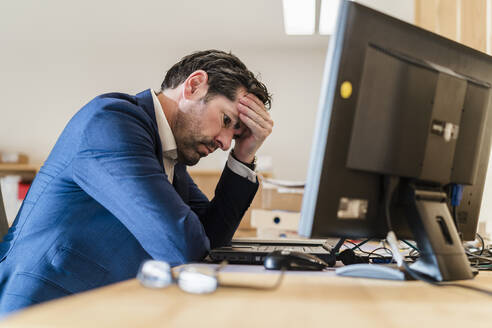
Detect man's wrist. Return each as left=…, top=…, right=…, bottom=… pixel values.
left=227, top=153, right=258, bottom=183
left=231, top=149, right=256, bottom=171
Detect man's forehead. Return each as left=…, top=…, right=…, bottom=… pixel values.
left=207, top=87, right=247, bottom=104
left=215, top=96, right=239, bottom=117
left=207, top=88, right=248, bottom=123
left=216, top=92, right=243, bottom=112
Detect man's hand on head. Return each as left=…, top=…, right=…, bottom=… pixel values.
left=233, top=93, right=274, bottom=164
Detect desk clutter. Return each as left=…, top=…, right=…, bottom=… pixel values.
left=141, top=236, right=492, bottom=298
left=137, top=260, right=219, bottom=294
left=251, top=178, right=304, bottom=238
left=137, top=260, right=285, bottom=294
left=205, top=235, right=492, bottom=295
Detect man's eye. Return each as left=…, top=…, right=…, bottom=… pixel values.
left=223, top=114, right=231, bottom=126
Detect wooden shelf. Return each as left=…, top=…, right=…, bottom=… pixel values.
left=0, top=163, right=41, bottom=178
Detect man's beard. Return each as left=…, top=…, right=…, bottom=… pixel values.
left=173, top=109, right=215, bottom=166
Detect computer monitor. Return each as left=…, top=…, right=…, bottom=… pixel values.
left=299, top=0, right=492, bottom=281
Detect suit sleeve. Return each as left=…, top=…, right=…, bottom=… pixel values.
left=184, top=165, right=259, bottom=249
left=72, top=100, right=210, bottom=265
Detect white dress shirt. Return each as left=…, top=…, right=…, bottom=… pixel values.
left=150, top=90, right=257, bottom=184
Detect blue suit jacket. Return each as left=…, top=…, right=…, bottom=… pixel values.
left=0, top=90, right=258, bottom=314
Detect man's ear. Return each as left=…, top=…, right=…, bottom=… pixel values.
left=183, top=70, right=208, bottom=100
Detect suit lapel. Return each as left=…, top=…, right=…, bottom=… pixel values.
left=135, top=90, right=189, bottom=202
left=173, top=163, right=189, bottom=203
left=135, top=89, right=164, bottom=169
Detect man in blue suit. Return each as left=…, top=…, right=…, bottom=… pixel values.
left=0, top=50, right=273, bottom=314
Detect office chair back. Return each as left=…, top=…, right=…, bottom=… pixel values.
left=0, top=183, right=9, bottom=238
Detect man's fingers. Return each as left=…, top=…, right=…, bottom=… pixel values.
left=238, top=98, right=274, bottom=130
left=238, top=103, right=273, bottom=131
left=234, top=93, right=274, bottom=160
left=245, top=93, right=266, bottom=110
left=239, top=113, right=264, bottom=137
left=239, top=95, right=270, bottom=122
left=239, top=112, right=272, bottom=140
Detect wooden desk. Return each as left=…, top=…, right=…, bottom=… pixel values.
left=1, top=268, right=491, bottom=327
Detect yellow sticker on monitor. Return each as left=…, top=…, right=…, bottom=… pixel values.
left=340, top=81, right=352, bottom=99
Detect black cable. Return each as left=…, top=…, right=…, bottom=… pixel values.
left=476, top=233, right=485, bottom=256
left=401, top=240, right=419, bottom=254
left=345, top=239, right=384, bottom=258
left=465, top=251, right=492, bottom=264
left=400, top=240, right=420, bottom=260
left=367, top=247, right=393, bottom=262
left=345, top=239, right=370, bottom=253
left=379, top=240, right=394, bottom=256
left=352, top=238, right=371, bottom=249
left=408, top=249, right=418, bottom=257
left=465, top=234, right=489, bottom=269
left=331, top=238, right=346, bottom=254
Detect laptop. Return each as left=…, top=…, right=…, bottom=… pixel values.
left=208, top=238, right=336, bottom=266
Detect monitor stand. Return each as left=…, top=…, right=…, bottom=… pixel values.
left=336, top=183, right=474, bottom=282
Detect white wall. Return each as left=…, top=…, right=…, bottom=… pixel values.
left=0, top=41, right=327, bottom=180
left=0, top=0, right=413, bottom=181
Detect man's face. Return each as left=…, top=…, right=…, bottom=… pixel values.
left=173, top=89, right=247, bottom=166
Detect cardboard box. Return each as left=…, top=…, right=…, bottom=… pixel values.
left=250, top=209, right=300, bottom=230
left=188, top=170, right=271, bottom=230
left=261, top=186, right=303, bottom=212
left=239, top=186, right=262, bottom=229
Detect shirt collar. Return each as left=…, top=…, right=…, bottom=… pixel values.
left=150, top=89, right=178, bottom=160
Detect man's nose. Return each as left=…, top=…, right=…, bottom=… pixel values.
left=215, top=129, right=234, bottom=151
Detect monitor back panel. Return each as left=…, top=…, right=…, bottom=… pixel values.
left=305, top=2, right=492, bottom=241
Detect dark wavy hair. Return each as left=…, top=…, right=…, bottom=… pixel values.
left=161, top=50, right=271, bottom=109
